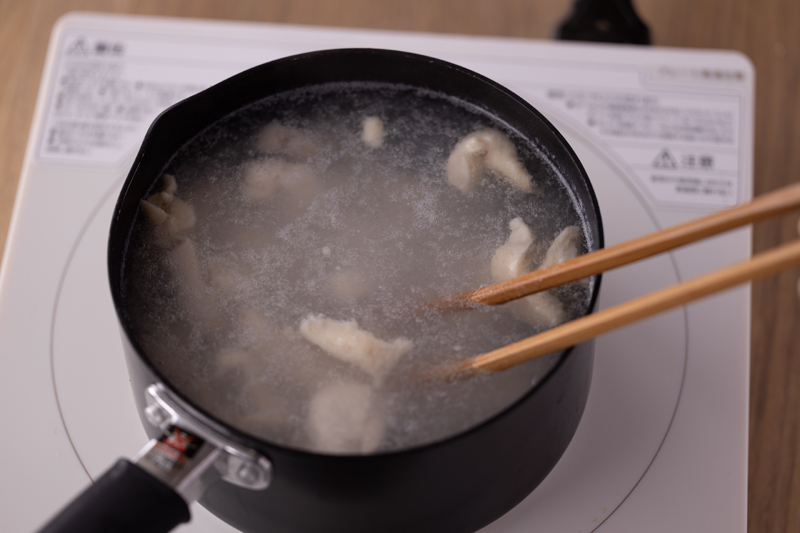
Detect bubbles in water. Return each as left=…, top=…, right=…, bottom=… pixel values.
left=121, top=82, right=593, bottom=454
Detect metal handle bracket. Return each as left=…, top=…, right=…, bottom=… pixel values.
left=138, top=383, right=272, bottom=499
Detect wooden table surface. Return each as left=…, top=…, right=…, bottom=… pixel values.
left=1, top=1, right=798, bottom=531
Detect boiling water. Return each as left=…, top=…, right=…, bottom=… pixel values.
left=120, top=83, right=593, bottom=453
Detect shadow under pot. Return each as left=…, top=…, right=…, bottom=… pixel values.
left=51, top=49, right=604, bottom=533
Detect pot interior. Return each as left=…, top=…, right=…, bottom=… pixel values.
left=109, top=49, right=603, bottom=457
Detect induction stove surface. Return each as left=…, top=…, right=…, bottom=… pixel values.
left=0, top=13, right=753, bottom=533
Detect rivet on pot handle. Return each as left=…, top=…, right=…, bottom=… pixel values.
left=35, top=384, right=271, bottom=533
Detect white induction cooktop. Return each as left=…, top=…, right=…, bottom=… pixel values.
left=0, top=12, right=753, bottom=533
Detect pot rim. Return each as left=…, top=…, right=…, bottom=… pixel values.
left=108, top=47, right=605, bottom=460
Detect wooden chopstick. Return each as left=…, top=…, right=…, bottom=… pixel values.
left=430, top=181, right=800, bottom=311
left=437, top=238, right=800, bottom=377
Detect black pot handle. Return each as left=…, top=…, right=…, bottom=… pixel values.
left=36, top=459, right=190, bottom=533
left=35, top=386, right=272, bottom=532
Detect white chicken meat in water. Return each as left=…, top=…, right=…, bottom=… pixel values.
left=361, top=116, right=385, bottom=148
left=255, top=120, right=317, bottom=159
left=242, top=158, right=322, bottom=206
left=139, top=173, right=196, bottom=247
left=446, top=128, right=536, bottom=194
left=491, top=217, right=536, bottom=281
left=307, top=381, right=386, bottom=454
left=299, top=315, right=412, bottom=453
left=492, top=218, right=583, bottom=329
left=541, top=225, right=582, bottom=269
left=299, top=315, right=412, bottom=384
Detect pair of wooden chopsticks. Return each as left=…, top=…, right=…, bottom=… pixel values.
left=435, top=181, right=800, bottom=377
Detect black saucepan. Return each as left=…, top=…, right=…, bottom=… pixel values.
left=37, top=49, right=603, bottom=533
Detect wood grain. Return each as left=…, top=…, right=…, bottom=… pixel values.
left=0, top=1, right=797, bottom=531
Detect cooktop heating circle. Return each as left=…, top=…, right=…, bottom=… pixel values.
left=50, top=116, right=688, bottom=532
